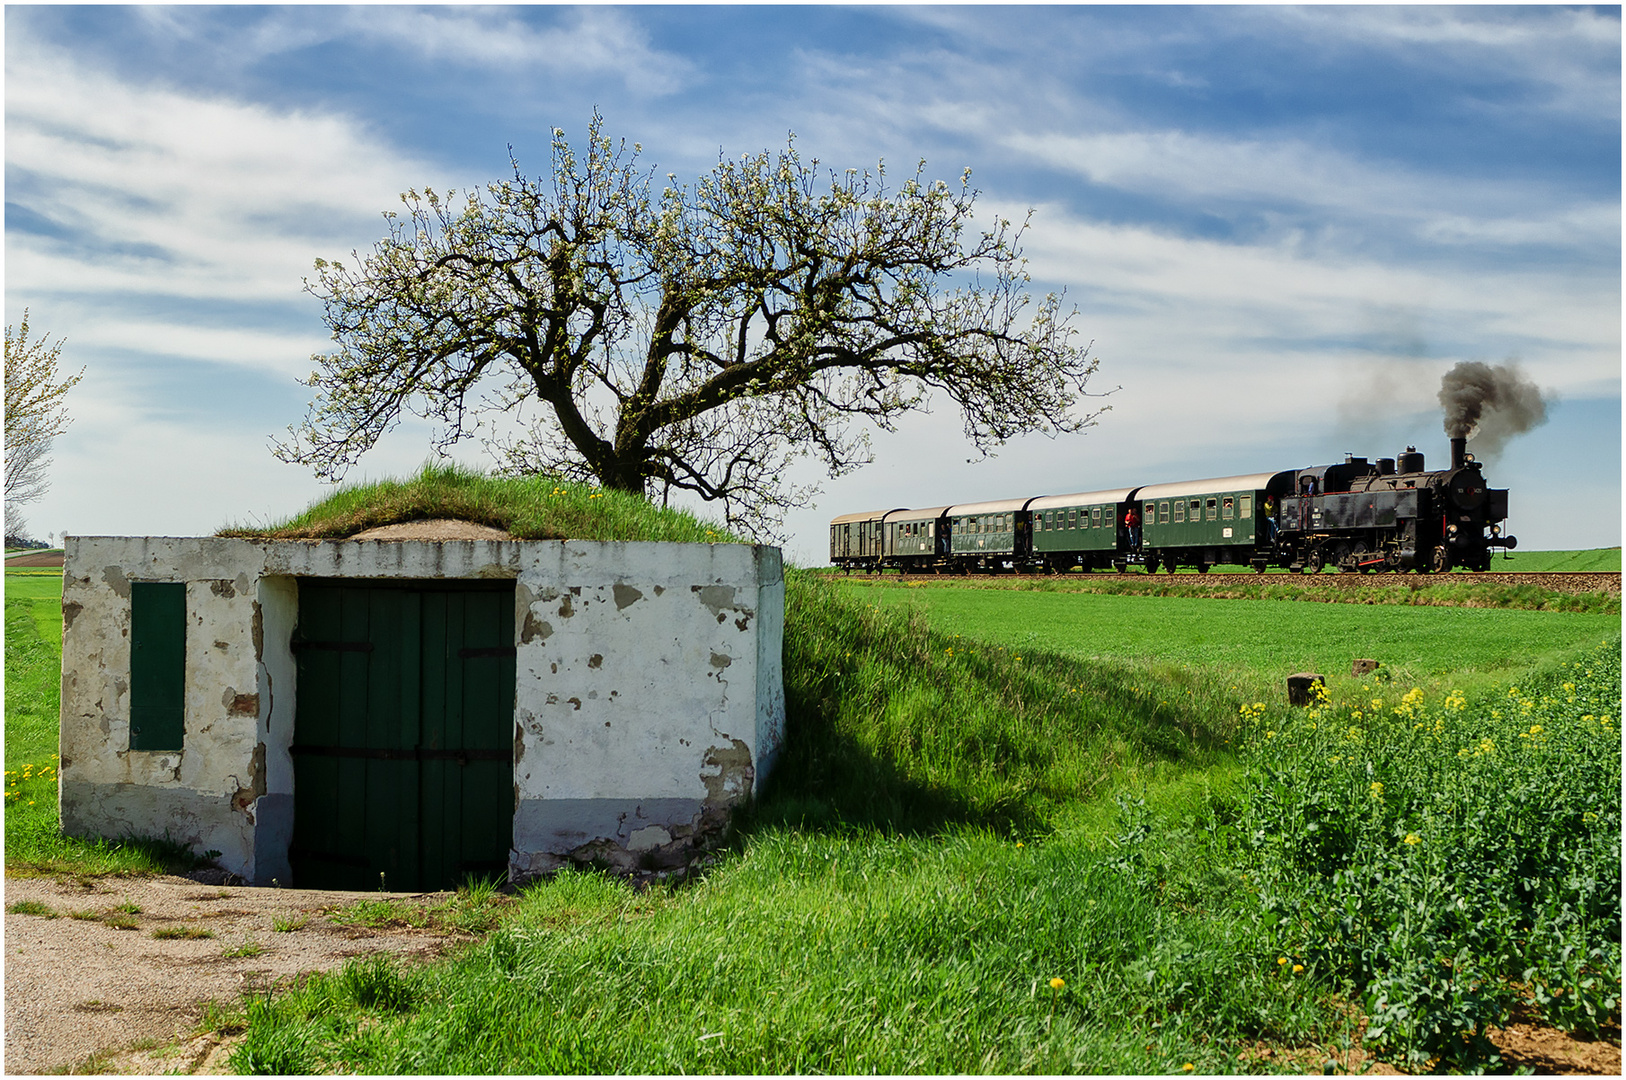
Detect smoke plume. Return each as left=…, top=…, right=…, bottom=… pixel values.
left=1437, top=360, right=1552, bottom=459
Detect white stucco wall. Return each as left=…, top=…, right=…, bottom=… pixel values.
left=59, top=535, right=784, bottom=885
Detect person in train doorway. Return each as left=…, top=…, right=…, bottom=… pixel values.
left=1264, top=495, right=1279, bottom=541
left=1124, top=506, right=1142, bottom=549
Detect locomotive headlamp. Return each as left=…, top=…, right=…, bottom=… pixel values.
left=1447, top=524, right=1459, bottom=536
left=1491, top=524, right=1501, bottom=536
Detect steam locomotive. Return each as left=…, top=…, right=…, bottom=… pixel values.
left=829, top=436, right=1516, bottom=575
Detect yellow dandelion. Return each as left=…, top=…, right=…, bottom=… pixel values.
left=1182, top=1064, right=1196, bottom=1073
left=1292, top=964, right=1304, bottom=974
left=1049, top=977, right=1065, bottom=990
left=1277, top=956, right=1288, bottom=966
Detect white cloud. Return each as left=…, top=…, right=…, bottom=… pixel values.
left=6, top=45, right=443, bottom=309
left=1271, top=6, right=1621, bottom=117
left=4, top=35, right=470, bottom=431
left=1001, top=127, right=1619, bottom=256
left=1005, top=202, right=1619, bottom=392
left=338, top=7, right=694, bottom=97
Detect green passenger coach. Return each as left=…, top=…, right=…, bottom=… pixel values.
left=829, top=509, right=901, bottom=568
left=881, top=506, right=951, bottom=571
left=947, top=497, right=1037, bottom=569
left=1027, top=487, right=1136, bottom=572
left=1134, top=472, right=1295, bottom=573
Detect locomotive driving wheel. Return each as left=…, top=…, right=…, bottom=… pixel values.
left=1428, top=545, right=1451, bottom=574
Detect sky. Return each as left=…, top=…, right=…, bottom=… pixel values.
left=6, top=5, right=1620, bottom=564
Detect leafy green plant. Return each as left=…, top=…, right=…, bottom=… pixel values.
left=1236, top=639, right=1621, bottom=1070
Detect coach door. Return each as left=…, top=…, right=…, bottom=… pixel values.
left=289, top=579, right=515, bottom=891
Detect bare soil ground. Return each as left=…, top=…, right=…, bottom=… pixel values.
left=4, top=873, right=474, bottom=1074
left=3, top=552, right=63, bottom=568
left=1243, top=1012, right=1622, bottom=1075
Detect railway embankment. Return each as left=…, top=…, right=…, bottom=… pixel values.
left=836, top=570, right=1620, bottom=612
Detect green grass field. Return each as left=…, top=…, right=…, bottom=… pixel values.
left=5, top=514, right=1620, bottom=1073
left=845, top=583, right=1621, bottom=693
left=1501, top=547, right=1622, bottom=571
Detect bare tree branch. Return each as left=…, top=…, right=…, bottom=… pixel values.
left=278, top=114, right=1108, bottom=536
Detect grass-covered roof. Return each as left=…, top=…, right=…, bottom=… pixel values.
left=217, top=463, right=742, bottom=544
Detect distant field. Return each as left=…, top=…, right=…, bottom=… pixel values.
left=1501, top=547, right=1622, bottom=572
left=844, top=582, right=1620, bottom=695
left=3, top=571, right=63, bottom=642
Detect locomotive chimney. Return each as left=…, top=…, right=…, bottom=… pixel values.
left=1450, top=436, right=1466, bottom=470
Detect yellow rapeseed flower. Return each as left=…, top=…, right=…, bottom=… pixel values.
left=1403, top=833, right=1421, bottom=845
left=1369, top=781, right=1384, bottom=798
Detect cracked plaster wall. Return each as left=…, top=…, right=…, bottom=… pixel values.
left=59, top=536, right=784, bottom=885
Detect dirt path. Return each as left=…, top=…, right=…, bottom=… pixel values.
left=4, top=873, right=470, bottom=1074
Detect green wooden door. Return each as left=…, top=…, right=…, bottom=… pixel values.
left=290, top=579, right=515, bottom=891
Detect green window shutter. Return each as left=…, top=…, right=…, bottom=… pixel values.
left=130, top=582, right=186, bottom=751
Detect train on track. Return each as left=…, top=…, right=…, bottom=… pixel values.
left=830, top=436, right=1516, bottom=575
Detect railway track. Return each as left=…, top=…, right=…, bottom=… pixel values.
left=839, top=569, right=1621, bottom=595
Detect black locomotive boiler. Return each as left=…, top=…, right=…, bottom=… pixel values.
left=830, top=436, right=1516, bottom=575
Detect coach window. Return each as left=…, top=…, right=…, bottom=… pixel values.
left=1190, top=500, right=1201, bottom=518
left=1065, top=508, right=1074, bottom=528
left=1174, top=501, right=1185, bottom=523
left=1158, top=501, right=1170, bottom=524
left=1223, top=496, right=1235, bottom=519
left=1092, top=507, right=1102, bottom=527
left=1240, top=495, right=1253, bottom=517
left=1206, top=499, right=1218, bottom=521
